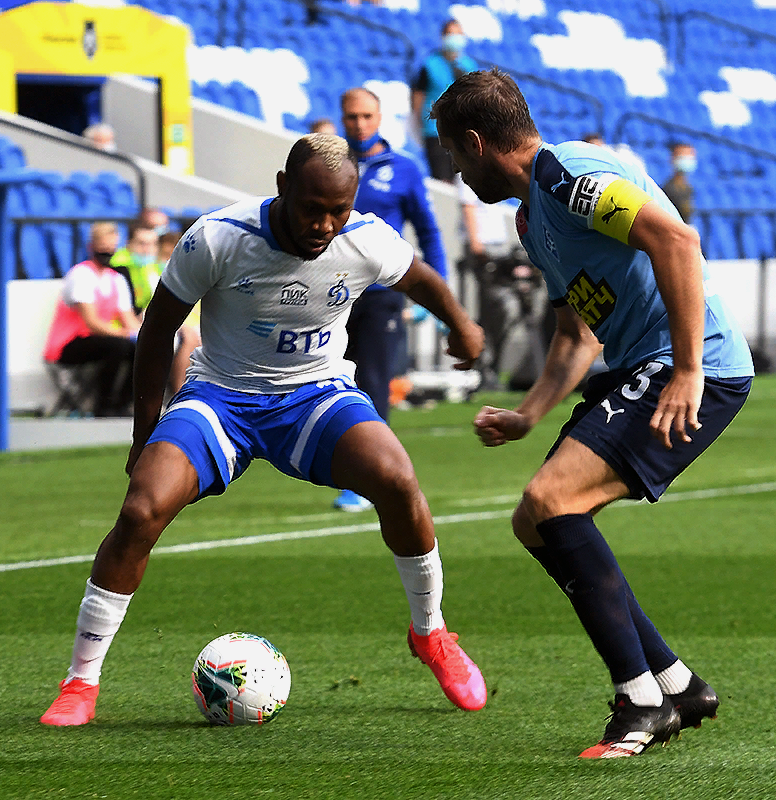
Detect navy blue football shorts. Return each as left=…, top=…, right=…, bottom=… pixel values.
left=547, top=361, right=752, bottom=502
left=146, top=377, right=382, bottom=499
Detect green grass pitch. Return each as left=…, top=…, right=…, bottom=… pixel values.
left=1, top=377, right=775, bottom=799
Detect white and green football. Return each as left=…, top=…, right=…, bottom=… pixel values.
left=191, top=632, right=290, bottom=725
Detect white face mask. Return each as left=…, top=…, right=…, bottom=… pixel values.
left=674, top=154, right=697, bottom=174
left=442, top=33, right=466, bottom=53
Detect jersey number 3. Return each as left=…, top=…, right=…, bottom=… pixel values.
left=621, top=362, right=664, bottom=401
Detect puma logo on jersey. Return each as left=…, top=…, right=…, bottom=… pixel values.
left=551, top=173, right=570, bottom=193
left=601, top=398, right=625, bottom=424
left=601, top=198, right=629, bottom=223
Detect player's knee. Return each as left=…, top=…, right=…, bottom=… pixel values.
left=369, top=457, right=419, bottom=507
left=116, top=490, right=167, bottom=549
left=521, top=477, right=556, bottom=524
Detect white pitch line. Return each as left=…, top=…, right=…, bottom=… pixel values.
left=1, top=482, right=775, bottom=574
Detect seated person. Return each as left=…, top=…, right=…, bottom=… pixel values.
left=113, top=222, right=200, bottom=396
left=43, top=222, right=140, bottom=417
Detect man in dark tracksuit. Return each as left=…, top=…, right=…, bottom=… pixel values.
left=335, top=86, right=447, bottom=511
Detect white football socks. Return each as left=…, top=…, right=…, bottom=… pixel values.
left=393, top=539, right=444, bottom=636
left=654, top=659, right=693, bottom=695
left=614, top=670, right=664, bottom=707
left=66, top=578, right=133, bottom=685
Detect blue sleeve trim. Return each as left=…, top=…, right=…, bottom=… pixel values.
left=211, top=217, right=262, bottom=236
left=339, top=219, right=374, bottom=235
left=210, top=198, right=282, bottom=251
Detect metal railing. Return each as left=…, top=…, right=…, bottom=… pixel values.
left=0, top=115, right=147, bottom=208
left=293, top=0, right=416, bottom=83
left=612, top=111, right=776, bottom=165
left=10, top=214, right=197, bottom=280
left=675, top=11, right=776, bottom=65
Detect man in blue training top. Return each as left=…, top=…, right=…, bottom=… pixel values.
left=411, top=18, right=478, bottom=182
left=432, top=69, right=754, bottom=759
left=334, top=86, right=448, bottom=511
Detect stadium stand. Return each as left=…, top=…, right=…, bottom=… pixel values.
left=2, top=1, right=775, bottom=261
left=0, top=133, right=207, bottom=279
left=141, top=0, right=776, bottom=260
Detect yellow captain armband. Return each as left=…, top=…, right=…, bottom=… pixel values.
left=592, top=179, right=652, bottom=244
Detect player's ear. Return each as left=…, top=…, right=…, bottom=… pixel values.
left=276, top=170, right=286, bottom=196
left=464, top=130, right=484, bottom=156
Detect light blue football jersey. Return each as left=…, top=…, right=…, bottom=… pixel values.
left=516, top=141, right=753, bottom=378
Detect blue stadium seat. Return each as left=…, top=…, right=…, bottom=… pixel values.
left=0, top=137, right=25, bottom=170
left=95, top=172, right=138, bottom=215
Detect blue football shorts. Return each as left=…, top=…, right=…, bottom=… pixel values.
left=146, top=377, right=383, bottom=499
left=547, top=361, right=752, bottom=502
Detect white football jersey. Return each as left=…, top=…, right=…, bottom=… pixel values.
left=161, top=197, right=414, bottom=393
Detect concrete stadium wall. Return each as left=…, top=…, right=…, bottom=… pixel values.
left=0, top=110, right=249, bottom=212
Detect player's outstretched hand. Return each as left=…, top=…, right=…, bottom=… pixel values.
left=649, top=369, right=704, bottom=450
left=473, top=406, right=532, bottom=447
left=446, top=320, right=485, bottom=370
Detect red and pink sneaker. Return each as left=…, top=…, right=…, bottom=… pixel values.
left=408, top=623, right=487, bottom=711
left=40, top=679, right=99, bottom=726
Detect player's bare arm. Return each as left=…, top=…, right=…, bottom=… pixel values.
left=126, top=284, right=194, bottom=474
left=474, top=304, right=601, bottom=446
left=393, top=255, right=484, bottom=368
left=628, top=201, right=705, bottom=449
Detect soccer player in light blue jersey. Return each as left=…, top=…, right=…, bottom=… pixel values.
left=41, top=134, right=487, bottom=726
left=432, top=69, right=754, bottom=759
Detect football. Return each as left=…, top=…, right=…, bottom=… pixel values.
left=191, top=632, right=291, bottom=725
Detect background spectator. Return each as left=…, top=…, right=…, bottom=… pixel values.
left=662, top=142, right=697, bottom=223
left=309, top=118, right=337, bottom=135
left=113, top=223, right=200, bottom=396
left=459, top=179, right=547, bottom=390
left=43, top=222, right=139, bottom=417
left=82, top=123, right=117, bottom=153
left=111, top=222, right=160, bottom=314
left=158, top=231, right=182, bottom=264
left=411, top=20, right=477, bottom=182
left=138, top=207, right=172, bottom=237
left=333, top=88, right=448, bottom=511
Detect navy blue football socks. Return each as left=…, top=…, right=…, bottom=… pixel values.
left=533, top=513, right=675, bottom=683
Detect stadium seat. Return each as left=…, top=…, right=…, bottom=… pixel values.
left=95, top=172, right=138, bottom=215
left=0, top=137, right=26, bottom=170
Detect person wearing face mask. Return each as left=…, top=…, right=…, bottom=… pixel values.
left=138, top=207, right=172, bottom=238
left=411, top=19, right=477, bottom=182
left=43, top=222, right=140, bottom=417
left=661, top=142, right=696, bottom=224
left=334, top=87, right=447, bottom=511
left=111, top=222, right=161, bottom=314
left=113, top=222, right=201, bottom=395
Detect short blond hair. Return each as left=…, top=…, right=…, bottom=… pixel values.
left=285, top=133, right=357, bottom=179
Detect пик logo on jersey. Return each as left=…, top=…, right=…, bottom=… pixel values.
left=280, top=281, right=309, bottom=306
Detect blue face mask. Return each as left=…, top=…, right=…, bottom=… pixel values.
left=442, top=33, right=466, bottom=53
left=134, top=253, right=157, bottom=267
left=154, top=224, right=170, bottom=236
left=674, top=154, right=697, bottom=174
left=346, top=131, right=382, bottom=154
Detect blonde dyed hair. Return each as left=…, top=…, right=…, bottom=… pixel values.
left=285, top=133, right=357, bottom=179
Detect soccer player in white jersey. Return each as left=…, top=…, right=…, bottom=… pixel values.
left=432, top=70, right=753, bottom=759
left=41, top=134, right=487, bottom=726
